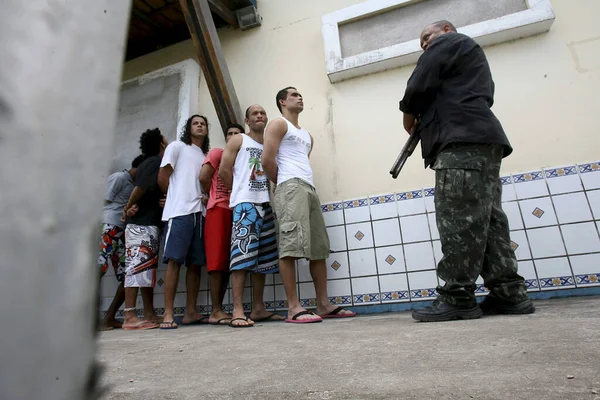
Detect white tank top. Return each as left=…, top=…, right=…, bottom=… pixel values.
left=229, top=134, right=270, bottom=207
left=276, top=117, right=314, bottom=187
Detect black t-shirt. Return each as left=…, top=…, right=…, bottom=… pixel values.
left=129, top=156, right=163, bottom=227
left=400, top=33, right=512, bottom=168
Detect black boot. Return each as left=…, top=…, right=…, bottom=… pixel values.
left=412, top=299, right=482, bottom=322
left=479, top=296, right=535, bottom=315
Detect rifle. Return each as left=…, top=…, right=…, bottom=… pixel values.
left=389, top=129, right=421, bottom=179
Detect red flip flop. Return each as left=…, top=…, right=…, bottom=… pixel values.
left=319, top=306, right=356, bottom=319
left=123, top=320, right=159, bottom=330
left=285, top=310, right=323, bottom=324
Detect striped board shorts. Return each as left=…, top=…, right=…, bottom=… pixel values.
left=230, top=202, right=279, bottom=274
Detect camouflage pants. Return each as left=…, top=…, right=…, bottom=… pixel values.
left=434, top=144, right=528, bottom=306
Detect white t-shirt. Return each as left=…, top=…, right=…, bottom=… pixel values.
left=275, top=117, right=314, bottom=187
left=229, top=134, right=270, bottom=207
left=160, top=141, right=206, bottom=221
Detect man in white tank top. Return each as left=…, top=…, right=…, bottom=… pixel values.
left=262, top=87, right=356, bottom=323
left=219, top=104, right=283, bottom=327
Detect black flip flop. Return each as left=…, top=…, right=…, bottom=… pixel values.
left=229, top=317, right=254, bottom=328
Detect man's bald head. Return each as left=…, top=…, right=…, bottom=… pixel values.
left=420, top=20, right=457, bottom=50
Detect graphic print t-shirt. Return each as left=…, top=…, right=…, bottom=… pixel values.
left=229, top=134, right=270, bottom=207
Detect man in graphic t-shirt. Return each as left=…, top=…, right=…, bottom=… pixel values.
left=199, top=122, right=244, bottom=325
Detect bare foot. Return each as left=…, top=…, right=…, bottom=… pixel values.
left=230, top=309, right=254, bottom=327
left=287, top=307, right=322, bottom=322
left=250, top=310, right=285, bottom=322
left=123, top=315, right=158, bottom=330
left=100, top=318, right=122, bottom=331
left=208, top=310, right=232, bottom=325
left=144, top=314, right=163, bottom=324
left=316, top=304, right=356, bottom=317
left=182, top=312, right=209, bottom=325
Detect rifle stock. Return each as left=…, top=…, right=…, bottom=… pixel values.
left=389, top=130, right=421, bottom=179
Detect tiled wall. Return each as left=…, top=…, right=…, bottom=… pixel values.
left=99, top=161, right=600, bottom=317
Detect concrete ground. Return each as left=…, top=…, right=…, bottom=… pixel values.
left=98, top=297, right=600, bottom=400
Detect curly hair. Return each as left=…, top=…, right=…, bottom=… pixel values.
left=139, top=128, right=163, bottom=157
left=181, top=114, right=210, bottom=155
left=131, top=154, right=147, bottom=168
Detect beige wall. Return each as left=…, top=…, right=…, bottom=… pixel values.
left=122, top=0, right=600, bottom=203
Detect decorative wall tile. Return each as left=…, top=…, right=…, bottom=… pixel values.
left=327, top=225, right=347, bottom=252
left=475, top=276, right=488, bottom=296
left=427, top=213, right=440, bottom=241
left=569, top=253, right=600, bottom=286
left=343, top=198, right=370, bottom=224
left=351, top=276, right=381, bottom=305
left=299, top=282, right=317, bottom=307
left=326, top=279, right=352, bottom=305
left=518, top=197, right=557, bottom=228
left=408, top=270, right=438, bottom=301
left=262, top=285, right=276, bottom=311
left=372, top=218, right=402, bottom=247
left=432, top=240, right=443, bottom=265
left=503, top=201, right=524, bottom=230
left=513, top=171, right=549, bottom=199
left=585, top=189, right=600, bottom=219
left=527, top=226, right=566, bottom=259
left=501, top=175, right=517, bottom=202
left=543, top=166, right=583, bottom=195
left=400, top=214, right=431, bottom=243
left=517, top=261, right=540, bottom=291
left=322, top=202, right=344, bottom=227
left=424, top=188, right=436, bottom=213
left=561, top=222, right=600, bottom=255
left=326, top=251, right=350, bottom=279
left=369, top=194, right=398, bottom=220
left=379, top=273, right=410, bottom=303
left=552, top=192, right=593, bottom=224
left=375, top=245, right=406, bottom=275
left=396, top=190, right=426, bottom=216
left=346, top=222, right=374, bottom=250
left=534, top=257, right=575, bottom=290
left=348, top=248, right=378, bottom=277
left=578, top=162, right=600, bottom=190
left=510, top=230, right=532, bottom=261
left=297, top=258, right=312, bottom=282
left=404, top=242, right=436, bottom=272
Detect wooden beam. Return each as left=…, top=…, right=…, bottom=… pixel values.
left=208, top=0, right=239, bottom=28
left=179, top=0, right=243, bottom=128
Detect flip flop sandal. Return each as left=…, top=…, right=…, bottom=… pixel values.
left=319, top=306, right=357, bottom=319
left=253, top=313, right=285, bottom=322
left=123, top=320, right=159, bottom=331
left=159, top=320, right=178, bottom=330
left=210, top=317, right=232, bottom=325
left=285, top=310, right=323, bottom=324
left=229, top=317, right=254, bottom=328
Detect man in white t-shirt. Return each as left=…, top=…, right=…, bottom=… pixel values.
left=157, top=115, right=210, bottom=330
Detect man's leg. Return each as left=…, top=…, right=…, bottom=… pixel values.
left=206, top=207, right=232, bottom=324
left=162, top=260, right=181, bottom=327
left=182, top=263, right=202, bottom=324
left=230, top=270, right=253, bottom=327
left=99, top=224, right=125, bottom=330
left=102, top=281, right=124, bottom=330
left=412, top=145, right=494, bottom=322
left=249, top=273, right=283, bottom=321
left=208, top=271, right=231, bottom=324
left=141, top=287, right=162, bottom=323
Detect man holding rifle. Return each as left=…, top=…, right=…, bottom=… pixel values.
left=399, top=20, right=534, bottom=322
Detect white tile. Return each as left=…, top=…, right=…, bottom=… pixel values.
left=323, top=209, right=344, bottom=227
left=299, top=282, right=316, bottom=302
left=400, top=214, right=431, bottom=243
left=552, top=192, right=593, bottom=224
left=369, top=194, right=398, bottom=220
left=579, top=163, right=600, bottom=190
left=561, top=222, right=600, bottom=255
left=570, top=253, right=600, bottom=275
left=501, top=176, right=517, bottom=202
left=404, top=242, right=436, bottom=272
left=327, top=225, right=347, bottom=252
left=518, top=197, right=557, bottom=228
left=375, top=245, right=406, bottom=275
left=517, top=260, right=540, bottom=292
left=351, top=276, right=380, bottom=304
left=372, top=218, right=402, bottom=247
left=503, top=201, right=524, bottom=231
left=348, top=248, right=377, bottom=277
left=544, top=166, right=583, bottom=195
left=534, top=257, right=575, bottom=290
left=174, top=293, right=187, bottom=308
left=427, top=213, right=439, bottom=240
left=196, top=291, right=208, bottom=307
left=326, top=279, right=352, bottom=297
left=396, top=190, right=426, bottom=216
left=527, top=226, right=566, bottom=259
left=510, top=230, right=532, bottom=261
left=346, top=222, right=374, bottom=250
left=176, top=268, right=187, bottom=293
left=432, top=240, right=443, bottom=264
left=586, top=190, right=600, bottom=220
left=343, top=198, right=370, bottom=224
left=274, top=284, right=287, bottom=301
left=424, top=191, right=436, bottom=213
left=513, top=172, right=549, bottom=199
left=408, top=270, right=438, bottom=300
left=262, top=285, right=275, bottom=302
left=379, top=274, right=410, bottom=302
left=265, top=274, right=275, bottom=285
left=326, top=251, right=350, bottom=279
left=297, top=258, right=312, bottom=282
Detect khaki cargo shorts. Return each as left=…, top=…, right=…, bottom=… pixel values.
left=274, top=178, right=330, bottom=260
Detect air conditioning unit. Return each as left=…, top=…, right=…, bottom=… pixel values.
left=236, top=5, right=262, bottom=30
